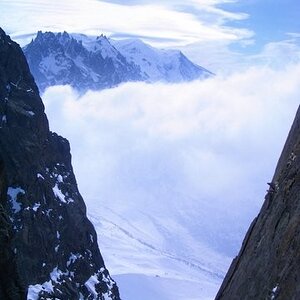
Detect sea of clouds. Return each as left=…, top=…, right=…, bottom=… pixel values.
left=43, top=63, right=300, bottom=256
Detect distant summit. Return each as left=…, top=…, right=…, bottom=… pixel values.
left=23, top=31, right=142, bottom=93
left=23, top=31, right=212, bottom=93
left=112, top=38, right=212, bottom=83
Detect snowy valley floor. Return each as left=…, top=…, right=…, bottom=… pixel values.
left=88, top=206, right=230, bottom=300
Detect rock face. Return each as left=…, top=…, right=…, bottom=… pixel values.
left=0, top=28, right=120, bottom=299
left=215, top=106, right=300, bottom=300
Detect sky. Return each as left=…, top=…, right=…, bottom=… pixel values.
left=1, top=0, right=300, bottom=72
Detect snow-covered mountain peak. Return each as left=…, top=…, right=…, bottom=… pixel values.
left=23, top=31, right=143, bottom=92
left=112, top=37, right=213, bottom=82
left=57, top=31, right=72, bottom=45
left=89, top=34, right=120, bottom=58
left=34, top=31, right=71, bottom=46
left=23, top=31, right=213, bottom=93
left=112, top=38, right=166, bottom=59
left=96, top=33, right=109, bottom=43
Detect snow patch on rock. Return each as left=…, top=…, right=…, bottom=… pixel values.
left=7, top=187, right=25, bottom=213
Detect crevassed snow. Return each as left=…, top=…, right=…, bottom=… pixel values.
left=7, top=187, right=25, bottom=213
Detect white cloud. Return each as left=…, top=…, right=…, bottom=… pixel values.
left=180, top=36, right=300, bottom=74
left=3, top=1, right=299, bottom=75
left=287, top=32, right=300, bottom=39
left=43, top=64, right=300, bottom=255
left=1, top=0, right=252, bottom=48
left=250, top=39, right=300, bottom=68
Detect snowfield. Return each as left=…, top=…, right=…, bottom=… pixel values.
left=88, top=205, right=230, bottom=300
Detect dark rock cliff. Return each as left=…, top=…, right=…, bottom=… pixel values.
left=215, top=106, right=300, bottom=300
left=0, top=28, right=120, bottom=299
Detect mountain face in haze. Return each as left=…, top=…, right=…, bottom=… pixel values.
left=23, top=31, right=212, bottom=93
left=216, top=106, right=300, bottom=300
left=112, top=38, right=212, bottom=82
left=0, top=28, right=120, bottom=300
left=23, top=31, right=143, bottom=93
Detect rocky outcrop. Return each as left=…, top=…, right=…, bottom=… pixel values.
left=215, top=106, right=300, bottom=300
left=0, top=28, right=120, bottom=299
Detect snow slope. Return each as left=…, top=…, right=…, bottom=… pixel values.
left=112, top=38, right=212, bottom=82
left=83, top=177, right=233, bottom=299
left=88, top=204, right=230, bottom=300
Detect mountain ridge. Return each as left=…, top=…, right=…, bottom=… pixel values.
left=23, top=31, right=143, bottom=93
left=111, top=38, right=212, bottom=82
left=23, top=31, right=212, bottom=93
